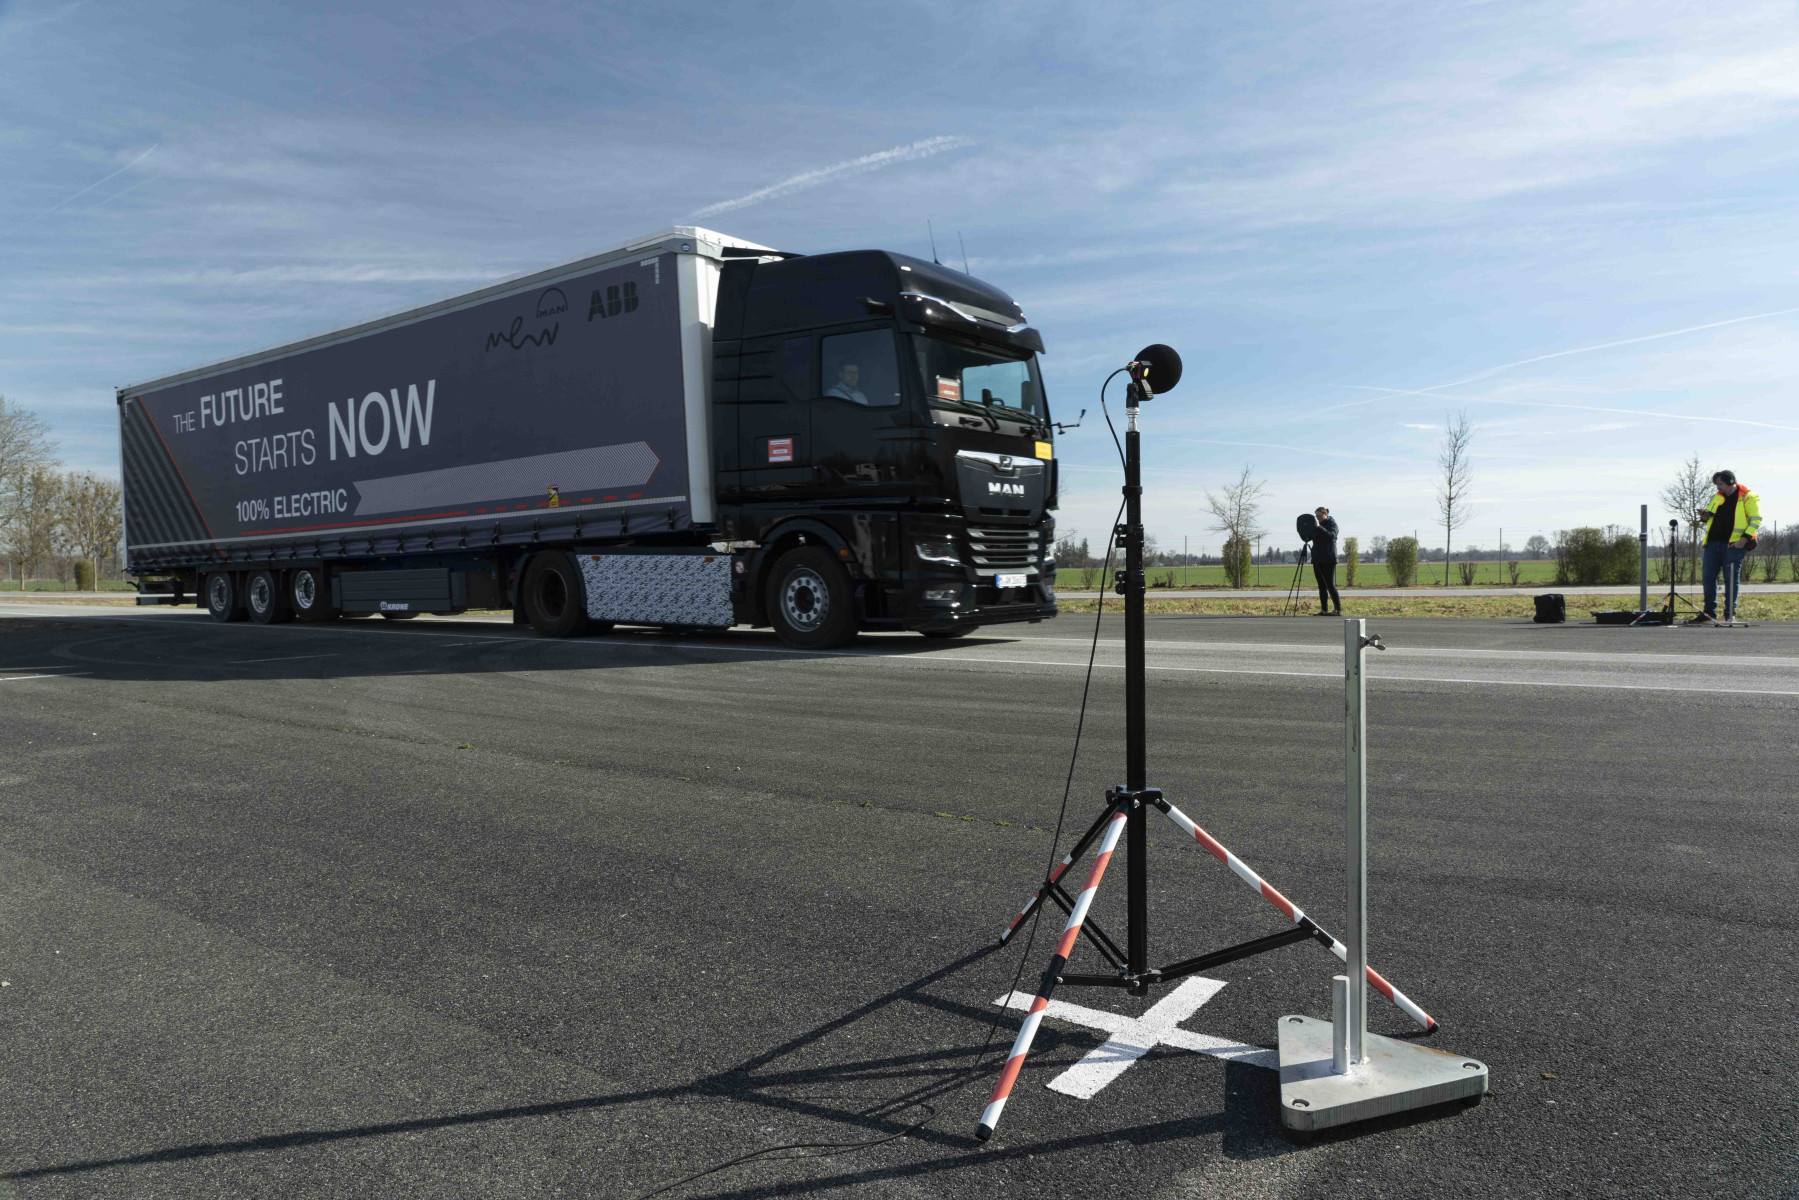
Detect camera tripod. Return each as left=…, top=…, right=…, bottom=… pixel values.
left=976, top=359, right=1436, bottom=1141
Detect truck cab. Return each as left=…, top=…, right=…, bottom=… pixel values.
left=712, top=249, right=1058, bottom=645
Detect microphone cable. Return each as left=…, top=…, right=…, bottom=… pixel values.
left=628, top=380, right=1132, bottom=1200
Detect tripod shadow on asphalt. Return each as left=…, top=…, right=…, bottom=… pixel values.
left=4, top=941, right=1316, bottom=1196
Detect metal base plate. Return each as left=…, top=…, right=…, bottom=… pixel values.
left=1277, top=1015, right=1488, bottom=1131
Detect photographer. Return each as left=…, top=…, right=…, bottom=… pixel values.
left=1310, top=506, right=1342, bottom=616
left=1687, top=470, right=1761, bottom=624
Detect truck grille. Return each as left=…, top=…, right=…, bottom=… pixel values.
left=968, top=526, right=1040, bottom=574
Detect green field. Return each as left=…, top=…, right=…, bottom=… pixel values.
left=1054, top=559, right=1565, bottom=589
left=1057, top=592, right=1799, bottom=620
left=0, top=580, right=136, bottom=592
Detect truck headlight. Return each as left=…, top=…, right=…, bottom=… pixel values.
left=915, top=540, right=961, bottom=566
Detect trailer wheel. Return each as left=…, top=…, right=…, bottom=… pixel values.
left=521, top=552, right=589, bottom=637
left=204, top=572, right=246, bottom=623
left=246, top=570, right=294, bottom=625
left=290, top=567, right=335, bottom=622
left=767, top=548, right=857, bottom=649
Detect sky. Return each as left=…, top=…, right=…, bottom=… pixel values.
left=4, top=0, right=1798, bottom=558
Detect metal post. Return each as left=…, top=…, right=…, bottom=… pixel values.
left=1123, top=400, right=1148, bottom=984
left=1331, top=974, right=1351, bottom=1074
left=1343, top=618, right=1368, bottom=1066
left=1279, top=618, right=1490, bottom=1129
left=1639, top=505, right=1649, bottom=612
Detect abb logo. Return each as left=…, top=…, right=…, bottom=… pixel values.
left=767, top=437, right=794, bottom=464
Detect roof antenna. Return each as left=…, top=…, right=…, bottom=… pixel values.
left=927, top=219, right=941, bottom=265
left=958, top=231, right=970, bottom=274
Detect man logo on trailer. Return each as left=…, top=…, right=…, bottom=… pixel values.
left=536, top=288, right=568, bottom=318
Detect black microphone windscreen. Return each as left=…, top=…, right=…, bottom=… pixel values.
left=1296, top=512, right=1318, bottom=541
left=1133, top=344, right=1182, bottom=395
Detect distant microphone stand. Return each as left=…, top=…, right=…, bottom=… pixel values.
left=1280, top=544, right=1311, bottom=617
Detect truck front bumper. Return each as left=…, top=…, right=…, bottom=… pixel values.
left=905, top=581, right=1057, bottom=633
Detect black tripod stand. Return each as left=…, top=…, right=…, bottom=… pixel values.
left=976, top=348, right=1435, bottom=1141
left=1640, top=518, right=1707, bottom=626
left=1279, top=546, right=1311, bottom=616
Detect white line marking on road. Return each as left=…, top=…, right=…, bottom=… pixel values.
left=228, top=654, right=338, bottom=664
left=994, top=977, right=1275, bottom=1098
left=0, top=673, right=93, bottom=682
left=20, top=610, right=1799, bottom=694
left=1005, top=635, right=1799, bottom=667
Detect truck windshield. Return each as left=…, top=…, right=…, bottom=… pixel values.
left=914, top=337, right=1045, bottom=422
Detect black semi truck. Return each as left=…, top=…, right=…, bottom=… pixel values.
left=118, top=227, right=1059, bottom=648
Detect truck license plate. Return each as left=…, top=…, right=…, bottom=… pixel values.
left=997, top=573, right=1027, bottom=589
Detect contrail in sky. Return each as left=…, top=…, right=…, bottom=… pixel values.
left=45, top=143, right=158, bottom=213
left=1320, top=305, right=1799, bottom=415
left=1348, top=385, right=1799, bottom=434
left=692, top=136, right=975, bottom=219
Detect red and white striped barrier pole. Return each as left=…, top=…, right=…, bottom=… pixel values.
left=1154, top=799, right=1436, bottom=1032
left=977, top=804, right=1129, bottom=1141
left=998, top=805, right=1118, bottom=944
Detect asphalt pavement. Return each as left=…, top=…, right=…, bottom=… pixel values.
left=1, top=606, right=1794, bottom=1199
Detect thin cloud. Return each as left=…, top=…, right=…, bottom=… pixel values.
left=1401, top=422, right=1436, bottom=430
left=45, top=143, right=159, bottom=213
left=691, top=136, right=975, bottom=219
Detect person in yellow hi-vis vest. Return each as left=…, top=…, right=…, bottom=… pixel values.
left=1687, top=469, right=1762, bottom=624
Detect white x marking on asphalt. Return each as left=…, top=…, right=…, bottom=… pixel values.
left=994, top=976, right=1277, bottom=1099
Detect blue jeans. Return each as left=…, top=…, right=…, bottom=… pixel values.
left=1702, top=541, right=1746, bottom=617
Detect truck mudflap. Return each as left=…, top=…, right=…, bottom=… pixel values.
left=578, top=550, right=733, bottom=627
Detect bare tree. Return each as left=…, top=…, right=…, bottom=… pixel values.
left=1659, top=453, right=1711, bottom=585
left=59, top=471, right=124, bottom=589
left=10, top=466, right=65, bottom=585
left=1369, top=534, right=1388, bottom=562
left=0, top=396, right=59, bottom=581
left=1203, top=465, right=1268, bottom=546
left=1435, top=410, right=1474, bottom=586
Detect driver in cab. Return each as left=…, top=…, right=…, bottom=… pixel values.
left=826, top=361, right=871, bottom=405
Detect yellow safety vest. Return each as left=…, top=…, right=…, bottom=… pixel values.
left=1702, top=486, right=1762, bottom=544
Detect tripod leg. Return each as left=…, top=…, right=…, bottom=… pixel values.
left=999, top=802, right=1119, bottom=943
left=977, top=806, right=1129, bottom=1141
left=1152, top=799, right=1438, bottom=1032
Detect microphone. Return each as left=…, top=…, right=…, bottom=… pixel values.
left=1127, top=344, right=1182, bottom=401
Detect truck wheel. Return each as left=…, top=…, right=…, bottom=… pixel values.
left=246, top=570, right=294, bottom=625
left=290, top=567, right=335, bottom=622
left=767, top=547, right=857, bottom=649
left=205, top=572, right=246, bottom=623
left=521, top=551, right=589, bottom=637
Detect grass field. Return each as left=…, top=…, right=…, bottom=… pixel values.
left=1056, top=592, right=1799, bottom=620
left=0, top=580, right=136, bottom=592
left=1053, top=559, right=1569, bottom=589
